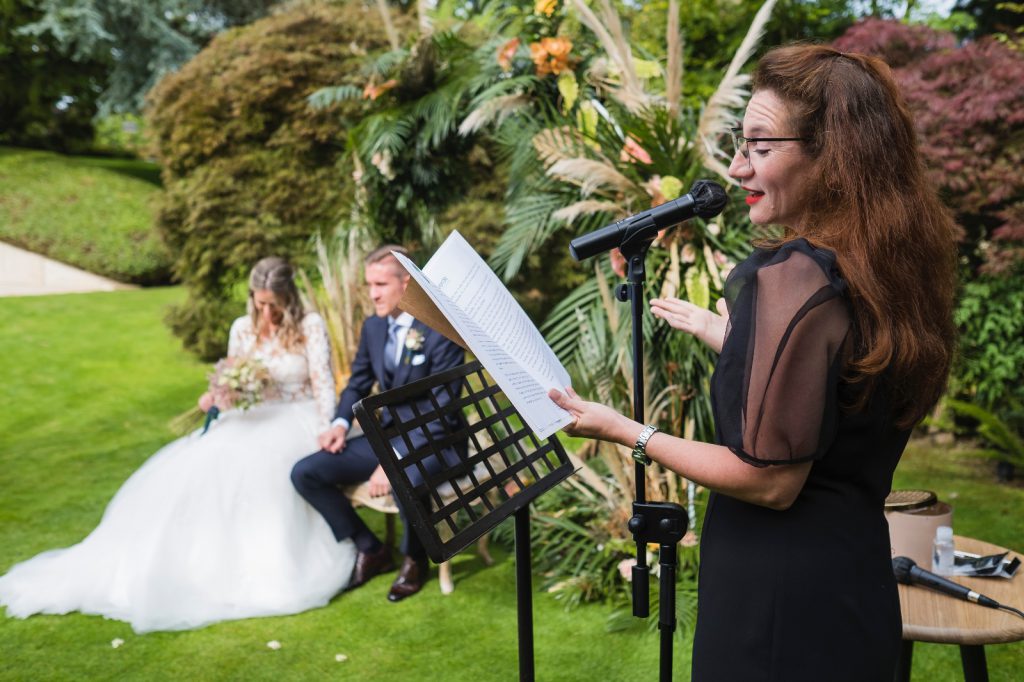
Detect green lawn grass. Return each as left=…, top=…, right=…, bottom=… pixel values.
left=1, top=288, right=1021, bottom=680
left=0, top=147, right=170, bottom=284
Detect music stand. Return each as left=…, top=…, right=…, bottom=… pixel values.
left=353, top=360, right=574, bottom=682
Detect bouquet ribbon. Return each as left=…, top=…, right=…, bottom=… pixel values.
left=202, top=406, right=220, bottom=435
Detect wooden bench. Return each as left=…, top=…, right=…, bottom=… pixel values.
left=342, top=474, right=494, bottom=594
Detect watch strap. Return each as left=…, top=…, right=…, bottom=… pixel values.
left=632, top=424, right=659, bottom=465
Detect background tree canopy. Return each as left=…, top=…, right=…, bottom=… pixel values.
left=0, top=0, right=106, bottom=152
left=146, top=1, right=404, bottom=360
left=18, top=0, right=277, bottom=116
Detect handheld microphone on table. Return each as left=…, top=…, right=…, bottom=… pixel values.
left=568, top=179, right=728, bottom=261
left=892, top=556, right=1024, bottom=619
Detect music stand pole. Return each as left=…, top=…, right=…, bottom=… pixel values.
left=514, top=506, right=534, bottom=682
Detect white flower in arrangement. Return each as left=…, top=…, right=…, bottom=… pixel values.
left=335, top=653, right=349, bottom=663
left=266, top=640, right=282, bottom=650
left=111, top=638, right=125, bottom=649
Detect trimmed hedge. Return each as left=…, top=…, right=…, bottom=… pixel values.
left=146, top=3, right=406, bottom=359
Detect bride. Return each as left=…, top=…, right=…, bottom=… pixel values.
left=0, top=257, right=356, bottom=633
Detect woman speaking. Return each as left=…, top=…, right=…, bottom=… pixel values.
left=550, top=44, right=958, bottom=681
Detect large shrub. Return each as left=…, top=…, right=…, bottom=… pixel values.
left=146, top=2, right=401, bottom=359
left=834, top=19, right=1024, bottom=272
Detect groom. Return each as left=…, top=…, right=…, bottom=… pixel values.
left=291, top=244, right=465, bottom=602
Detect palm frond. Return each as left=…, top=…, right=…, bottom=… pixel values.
left=552, top=200, right=626, bottom=225
left=568, top=0, right=648, bottom=111
left=459, top=93, right=531, bottom=135
left=546, top=158, right=638, bottom=197
left=532, top=126, right=597, bottom=165
left=307, top=85, right=362, bottom=110
left=489, top=191, right=567, bottom=280
left=697, top=0, right=779, bottom=184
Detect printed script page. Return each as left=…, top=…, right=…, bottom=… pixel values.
left=393, top=233, right=572, bottom=439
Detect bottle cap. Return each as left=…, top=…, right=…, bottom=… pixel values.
left=936, top=525, right=953, bottom=540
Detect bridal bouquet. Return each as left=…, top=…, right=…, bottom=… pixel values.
left=169, top=356, right=276, bottom=436
left=207, top=356, right=274, bottom=411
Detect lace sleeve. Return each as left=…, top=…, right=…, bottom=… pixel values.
left=713, top=241, right=851, bottom=466
left=302, top=313, right=337, bottom=431
left=227, top=316, right=251, bottom=358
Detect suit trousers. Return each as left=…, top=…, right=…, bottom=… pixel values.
left=291, top=436, right=426, bottom=559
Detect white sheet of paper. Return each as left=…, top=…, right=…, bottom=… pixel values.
left=392, top=233, right=572, bottom=439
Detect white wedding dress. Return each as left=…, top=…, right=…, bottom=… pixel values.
left=0, top=313, right=356, bottom=633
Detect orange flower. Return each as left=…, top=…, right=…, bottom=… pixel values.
left=362, top=79, right=397, bottom=100
left=610, top=248, right=627, bottom=278
left=534, top=0, right=558, bottom=17
left=497, top=37, right=520, bottom=72
left=530, top=36, right=573, bottom=77
left=620, top=136, right=652, bottom=164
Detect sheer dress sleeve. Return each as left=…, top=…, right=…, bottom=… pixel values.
left=712, top=240, right=851, bottom=467
left=302, top=313, right=337, bottom=431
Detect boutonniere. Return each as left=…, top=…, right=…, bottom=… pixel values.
left=403, top=328, right=425, bottom=361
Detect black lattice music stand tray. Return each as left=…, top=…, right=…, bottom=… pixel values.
left=353, top=360, right=573, bottom=682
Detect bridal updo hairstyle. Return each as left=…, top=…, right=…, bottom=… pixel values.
left=248, top=257, right=306, bottom=351
left=751, top=44, right=957, bottom=429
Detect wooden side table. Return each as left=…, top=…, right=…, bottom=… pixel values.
left=895, top=536, right=1024, bottom=682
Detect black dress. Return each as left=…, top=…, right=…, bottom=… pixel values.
left=692, top=240, right=907, bottom=682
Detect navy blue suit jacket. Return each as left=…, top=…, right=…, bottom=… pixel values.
left=336, top=316, right=465, bottom=459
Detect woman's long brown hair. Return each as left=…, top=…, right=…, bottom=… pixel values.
left=753, top=45, right=957, bottom=429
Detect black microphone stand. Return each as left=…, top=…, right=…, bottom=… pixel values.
left=615, top=237, right=689, bottom=682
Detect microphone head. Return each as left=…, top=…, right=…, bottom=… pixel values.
left=690, top=180, right=729, bottom=219
left=892, top=556, right=916, bottom=584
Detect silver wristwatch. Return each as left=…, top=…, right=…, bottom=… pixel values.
left=631, top=424, right=659, bottom=465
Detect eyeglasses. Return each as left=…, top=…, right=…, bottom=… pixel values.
left=729, top=127, right=809, bottom=165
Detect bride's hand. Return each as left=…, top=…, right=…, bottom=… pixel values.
left=368, top=465, right=391, bottom=497
left=548, top=387, right=636, bottom=444
left=198, top=392, right=215, bottom=413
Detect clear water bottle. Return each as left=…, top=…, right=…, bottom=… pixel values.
left=933, top=525, right=955, bottom=575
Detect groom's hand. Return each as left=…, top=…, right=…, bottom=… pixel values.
left=319, top=425, right=348, bottom=453
left=368, top=465, right=392, bottom=497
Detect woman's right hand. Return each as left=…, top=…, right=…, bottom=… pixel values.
left=650, top=297, right=729, bottom=353
left=198, top=392, right=215, bottom=413
left=548, top=387, right=637, bottom=445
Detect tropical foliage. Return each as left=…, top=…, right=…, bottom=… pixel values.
left=299, top=0, right=780, bottom=609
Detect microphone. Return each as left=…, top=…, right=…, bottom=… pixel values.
left=569, top=180, right=729, bottom=261
left=892, top=556, right=1001, bottom=609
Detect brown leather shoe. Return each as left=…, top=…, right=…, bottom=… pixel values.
left=387, top=555, right=428, bottom=602
left=349, top=544, right=395, bottom=590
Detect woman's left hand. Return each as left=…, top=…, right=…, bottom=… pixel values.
left=548, top=387, right=635, bottom=444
